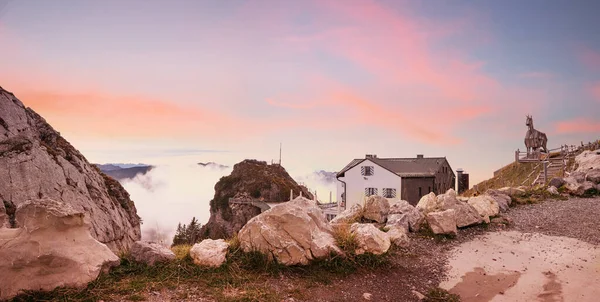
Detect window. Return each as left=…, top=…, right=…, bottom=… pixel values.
left=428, top=186, right=431, bottom=193
left=361, top=166, right=374, bottom=176
left=418, top=187, right=422, bottom=197
left=365, top=187, right=378, bottom=196
left=382, top=188, right=397, bottom=198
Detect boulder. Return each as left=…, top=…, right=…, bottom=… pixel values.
left=415, top=192, right=439, bottom=214
left=467, top=195, right=499, bottom=223
left=363, top=195, right=390, bottom=223
left=497, top=187, right=526, bottom=197
left=330, top=204, right=363, bottom=224
left=597, top=184, right=600, bottom=191
left=350, top=223, right=391, bottom=255
left=575, top=150, right=600, bottom=172
left=567, top=171, right=586, bottom=184
left=387, top=200, right=424, bottom=232
left=425, top=209, right=457, bottom=236
left=0, top=88, right=141, bottom=253
left=190, top=239, right=229, bottom=267
left=485, top=190, right=512, bottom=212
left=585, top=169, right=600, bottom=184
left=238, top=197, right=340, bottom=265
left=386, top=213, right=409, bottom=232
left=432, top=189, right=481, bottom=228
left=130, top=241, right=175, bottom=266
left=0, top=199, right=119, bottom=300
left=386, top=226, right=409, bottom=247
left=548, top=177, right=565, bottom=189
left=564, top=178, right=595, bottom=196
left=547, top=186, right=559, bottom=195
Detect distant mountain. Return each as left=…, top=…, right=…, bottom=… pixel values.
left=95, top=164, right=153, bottom=181
left=198, top=162, right=229, bottom=169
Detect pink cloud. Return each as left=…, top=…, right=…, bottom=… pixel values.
left=518, top=72, right=555, bottom=79
left=556, top=118, right=600, bottom=134
left=579, top=47, right=600, bottom=71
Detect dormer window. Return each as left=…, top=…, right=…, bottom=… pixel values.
left=361, top=166, right=374, bottom=176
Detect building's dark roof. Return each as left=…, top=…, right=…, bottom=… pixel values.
left=337, top=156, right=453, bottom=178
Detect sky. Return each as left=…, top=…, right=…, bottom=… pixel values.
left=1, top=0, right=600, bottom=187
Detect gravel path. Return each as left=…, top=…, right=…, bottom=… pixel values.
left=503, top=197, right=600, bottom=245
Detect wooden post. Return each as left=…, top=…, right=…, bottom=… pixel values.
left=543, top=161, right=548, bottom=185
left=290, top=189, right=293, bottom=201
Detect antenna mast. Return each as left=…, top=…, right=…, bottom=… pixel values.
left=279, top=142, right=282, bottom=165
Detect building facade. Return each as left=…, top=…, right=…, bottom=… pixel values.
left=336, top=154, right=456, bottom=209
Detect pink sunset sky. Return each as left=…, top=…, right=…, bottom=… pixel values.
left=1, top=0, right=599, bottom=186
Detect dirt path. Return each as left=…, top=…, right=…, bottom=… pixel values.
left=440, top=231, right=600, bottom=302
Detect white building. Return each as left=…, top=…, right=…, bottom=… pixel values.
left=336, top=154, right=455, bottom=211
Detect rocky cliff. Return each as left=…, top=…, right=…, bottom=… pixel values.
left=0, top=86, right=141, bottom=252
left=200, top=159, right=313, bottom=239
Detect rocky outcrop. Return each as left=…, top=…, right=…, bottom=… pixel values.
left=238, top=197, right=339, bottom=265
left=190, top=239, right=230, bottom=267
left=330, top=204, right=363, bottom=224
left=363, top=195, right=390, bottom=223
left=425, top=209, right=457, bottom=236
left=0, top=87, right=141, bottom=252
left=130, top=241, right=175, bottom=266
left=0, top=199, right=119, bottom=300
left=467, top=195, right=499, bottom=223
left=350, top=223, right=391, bottom=255
left=200, top=160, right=313, bottom=239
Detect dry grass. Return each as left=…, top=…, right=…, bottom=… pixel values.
left=463, top=162, right=541, bottom=196
left=171, top=244, right=192, bottom=260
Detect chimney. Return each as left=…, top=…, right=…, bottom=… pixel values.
left=416, top=154, right=424, bottom=159
left=366, top=154, right=377, bottom=159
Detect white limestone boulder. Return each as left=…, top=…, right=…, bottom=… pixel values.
left=425, top=209, right=457, bottom=236
left=485, top=190, right=512, bottom=212
left=238, top=197, right=341, bottom=265
left=415, top=192, right=439, bottom=214
left=585, top=168, right=600, bottom=184
left=386, top=226, right=409, bottom=247
left=190, top=239, right=229, bottom=267
left=575, top=150, right=600, bottom=172
left=330, top=204, right=363, bottom=224
left=547, top=186, right=559, bottom=195
left=387, top=200, right=424, bottom=232
left=350, top=223, right=391, bottom=255
left=363, top=195, right=390, bottom=223
left=467, top=195, right=499, bottom=223
left=130, top=241, right=175, bottom=266
left=0, top=199, right=119, bottom=300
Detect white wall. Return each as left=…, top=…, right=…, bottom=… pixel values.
left=336, top=159, right=402, bottom=210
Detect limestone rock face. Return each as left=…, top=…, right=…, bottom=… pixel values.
left=568, top=171, right=586, bottom=184
left=467, top=195, right=499, bottom=223
left=415, top=192, right=439, bottom=214
left=130, top=241, right=175, bottom=266
left=0, top=199, right=119, bottom=300
left=201, top=159, right=313, bottom=239
left=363, top=195, right=390, bottom=223
left=548, top=177, right=565, bottom=189
left=350, top=223, right=391, bottom=255
left=585, top=169, right=600, bottom=184
left=386, top=226, right=409, bottom=247
left=485, top=190, right=512, bottom=212
left=575, top=150, right=600, bottom=172
left=190, top=239, right=229, bottom=267
left=425, top=209, right=457, bottom=236
left=0, top=87, right=141, bottom=252
left=330, top=204, right=363, bottom=224
left=238, top=197, right=340, bottom=265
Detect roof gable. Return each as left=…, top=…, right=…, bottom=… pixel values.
left=337, top=156, right=453, bottom=178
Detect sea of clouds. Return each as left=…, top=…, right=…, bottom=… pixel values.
left=120, top=163, right=336, bottom=245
